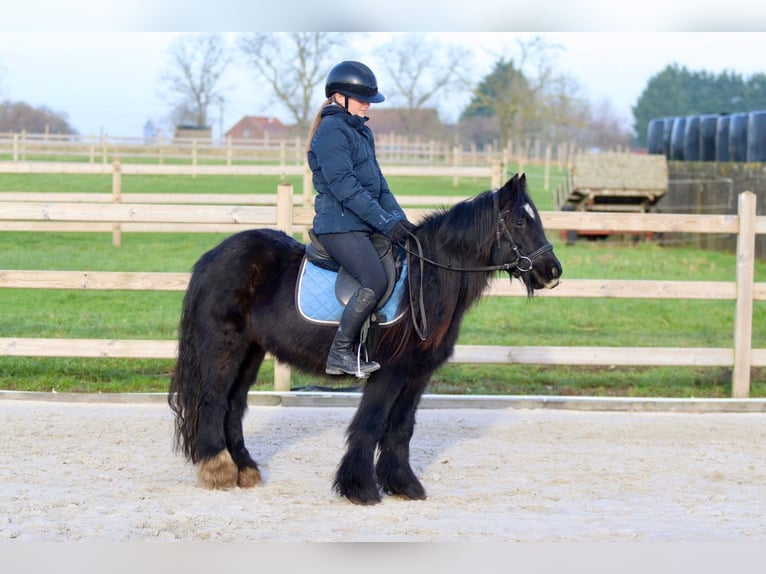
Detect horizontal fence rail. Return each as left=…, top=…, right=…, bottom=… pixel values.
left=0, top=132, right=579, bottom=170
left=0, top=160, right=501, bottom=244
left=0, top=164, right=763, bottom=397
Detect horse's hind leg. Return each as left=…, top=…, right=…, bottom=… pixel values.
left=375, top=377, right=428, bottom=500
left=195, top=380, right=240, bottom=489
left=224, top=346, right=265, bottom=488
left=194, top=347, right=252, bottom=490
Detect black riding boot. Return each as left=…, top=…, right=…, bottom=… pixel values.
left=325, top=287, right=380, bottom=377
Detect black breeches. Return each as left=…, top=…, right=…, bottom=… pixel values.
left=317, top=231, right=387, bottom=301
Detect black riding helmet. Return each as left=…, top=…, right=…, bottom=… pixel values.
left=325, top=61, right=385, bottom=104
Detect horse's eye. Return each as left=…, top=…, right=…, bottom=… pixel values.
left=515, top=218, right=526, bottom=227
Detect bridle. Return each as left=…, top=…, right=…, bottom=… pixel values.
left=402, top=192, right=553, bottom=340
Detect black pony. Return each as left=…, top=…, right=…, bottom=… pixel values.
left=169, top=173, right=562, bottom=505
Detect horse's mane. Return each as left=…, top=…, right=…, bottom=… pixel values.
left=380, top=185, right=523, bottom=358
left=418, top=190, right=499, bottom=264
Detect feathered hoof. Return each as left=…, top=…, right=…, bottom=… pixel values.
left=345, top=491, right=383, bottom=506
left=237, top=465, right=262, bottom=488
left=378, top=470, right=427, bottom=500
left=197, top=450, right=239, bottom=490
left=334, top=479, right=382, bottom=506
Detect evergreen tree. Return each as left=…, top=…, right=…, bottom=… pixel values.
left=461, top=58, right=532, bottom=149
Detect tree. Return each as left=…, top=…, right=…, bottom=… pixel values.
left=462, top=58, right=532, bottom=149
left=161, top=34, right=231, bottom=129
left=0, top=100, right=76, bottom=134
left=238, top=32, right=344, bottom=134
left=743, top=72, right=766, bottom=109
left=535, top=73, right=591, bottom=146
left=373, top=33, right=471, bottom=137
left=575, top=99, right=633, bottom=151
left=460, top=36, right=584, bottom=150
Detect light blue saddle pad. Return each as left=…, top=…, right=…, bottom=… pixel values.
left=296, top=258, right=407, bottom=326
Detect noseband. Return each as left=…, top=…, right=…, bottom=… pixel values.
left=403, top=192, right=553, bottom=339
left=493, top=209, right=554, bottom=277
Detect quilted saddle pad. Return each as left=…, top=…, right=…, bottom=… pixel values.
left=296, top=257, right=407, bottom=326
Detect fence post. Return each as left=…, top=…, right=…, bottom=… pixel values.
left=191, top=140, right=198, bottom=177
left=276, top=181, right=294, bottom=235
left=519, top=139, right=528, bottom=175
left=452, top=145, right=460, bottom=187
left=157, top=133, right=164, bottom=165
left=275, top=181, right=295, bottom=390
left=111, top=160, right=123, bottom=247
left=732, top=191, right=756, bottom=398
left=491, top=161, right=502, bottom=190
left=12, top=133, right=18, bottom=162
left=544, top=143, right=552, bottom=191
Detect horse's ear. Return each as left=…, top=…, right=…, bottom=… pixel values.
left=498, top=173, right=521, bottom=207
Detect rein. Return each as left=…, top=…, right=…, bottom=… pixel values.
left=402, top=196, right=553, bottom=340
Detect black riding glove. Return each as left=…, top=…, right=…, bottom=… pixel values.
left=400, top=219, right=417, bottom=233
left=386, top=221, right=413, bottom=244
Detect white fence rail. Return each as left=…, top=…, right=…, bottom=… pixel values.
left=0, top=131, right=578, bottom=169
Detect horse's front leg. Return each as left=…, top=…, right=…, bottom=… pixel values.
left=376, top=376, right=428, bottom=500
left=334, top=372, right=403, bottom=505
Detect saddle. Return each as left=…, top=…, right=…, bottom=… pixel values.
left=296, top=229, right=407, bottom=326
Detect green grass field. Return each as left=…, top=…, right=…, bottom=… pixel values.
left=1, top=165, right=764, bottom=397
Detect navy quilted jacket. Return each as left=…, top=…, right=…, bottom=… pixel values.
left=308, top=103, right=406, bottom=235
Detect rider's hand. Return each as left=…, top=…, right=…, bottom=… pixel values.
left=386, top=221, right=413, bottom=244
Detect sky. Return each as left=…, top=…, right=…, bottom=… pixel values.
left=2, top=3, right=766, bottom=139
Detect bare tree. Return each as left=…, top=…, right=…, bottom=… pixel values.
left=578, top=99, right=633, bottom=150
left=534, top=73, right=590, bottom=145
left=238, top=33, right=345, bottom=134
left=464, top=36, right=586, bottom=150
left=374, top=34, right=471, bottom=137
left=0, top=101, right=76, bottom=134
left=161, top=34, right=231, bottom=128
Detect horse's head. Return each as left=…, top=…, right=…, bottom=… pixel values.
left=492, top=173, right=562, bottom=294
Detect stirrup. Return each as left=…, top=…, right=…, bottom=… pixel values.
left=353, top=344, right=380, bottom=379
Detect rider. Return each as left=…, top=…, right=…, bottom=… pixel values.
left=306, top=60, right=416, bottom=377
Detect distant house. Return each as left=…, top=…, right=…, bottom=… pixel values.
left=226, top=116, right=289, bottom=140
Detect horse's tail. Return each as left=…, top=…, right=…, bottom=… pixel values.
left=168, top=284, right=203, bottom=462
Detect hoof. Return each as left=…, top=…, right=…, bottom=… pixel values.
left=388, top=488, right=427, bottom=501
left=377, top=463, right=427, bottom=501
left=237, top=465, right=262, bottom=488
left=197, top=450, right=239, bottom=489
left=381, top=476, right=427, bottom=500
left=335, top=480, right=382, bottom=506
left=347, top=495, right=382, bottom=506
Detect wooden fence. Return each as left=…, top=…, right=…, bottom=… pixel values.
left=0, top=131, right=577, bottom=170
left=0, top=160, right=501, bottom=247
left=0, top=164, right=764, bottom=397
